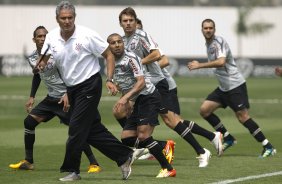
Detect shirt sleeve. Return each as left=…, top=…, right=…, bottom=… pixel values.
left=88, top=30, right=109, bottom=56
left=215, top=38, right=226, bottom=58
left=140, top=31, right=159, bottom=53
left=128, top=56, right=144, bottom=78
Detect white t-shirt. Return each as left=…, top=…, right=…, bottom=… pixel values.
left=42, top=25, right=108, bottom=86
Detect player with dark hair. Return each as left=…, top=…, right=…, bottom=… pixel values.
left=9, top=25, right=101, bottom=173
left=136, top=18, right=143, bottom=29
left=118, top=7, right=224, bottom=168
left=108, top=33, right=176, bottom=178
left=36, top=1, right=136, bottom=181
left=188, top=18, right=276, bottom=157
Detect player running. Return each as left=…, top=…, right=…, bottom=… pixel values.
left=9, top=26, right=101, bottom=173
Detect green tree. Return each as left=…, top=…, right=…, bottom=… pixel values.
left=236, top=0, right=274, bottom=57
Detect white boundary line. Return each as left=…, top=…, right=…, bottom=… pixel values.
left=1, top=95, right=282, bottom=104
left=209, top=171, right=282, bottom=184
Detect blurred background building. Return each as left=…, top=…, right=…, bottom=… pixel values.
left=0, top=0, right=282, bottom=6
left=0, top=0, right=281, bottom=77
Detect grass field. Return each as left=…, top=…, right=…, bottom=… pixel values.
left=0, top=76, right=281, bottom=184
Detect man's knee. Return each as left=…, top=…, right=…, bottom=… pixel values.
left=24, top=115, right=39, bottom=130
left=199, top=105, right=211, bottom=118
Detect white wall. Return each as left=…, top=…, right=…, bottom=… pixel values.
left=0, top=6, right=281, bottom=58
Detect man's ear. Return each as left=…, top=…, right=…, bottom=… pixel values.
left=32, top=38, right=36, bottom=43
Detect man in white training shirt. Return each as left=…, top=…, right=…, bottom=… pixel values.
left=36, top=1, right=135, bottom=181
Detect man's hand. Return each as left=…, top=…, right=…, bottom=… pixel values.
left=187, top=60, right=200, bottom=70
left=113, top=99, right=131, bottom=117
left=106, top=82, right=119, bottom=96
left=25, top=97, right=35, bottom=113
left=58, top=93, right=70, bottom=112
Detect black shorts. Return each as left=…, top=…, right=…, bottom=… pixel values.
left=124, top=90, right=161, bottom=131
left=206, top=82, right=250, bottom=112
left=30, top=95, right=70, bottom=125
left=155, top=79, right=174, bottom=114
left=169, top=88, right=180, bottom=115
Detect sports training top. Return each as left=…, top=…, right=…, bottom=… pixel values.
left=206, top=35, right=245, bottom=91
left=42, top=25, right=108, bottom=87
left=162, top=67, right=177, bottom=90
left=28, top=50, right=66, bottom=98
left=123, top=29, right=165, bottom=85
left=113, top=50, right=155, bottom=100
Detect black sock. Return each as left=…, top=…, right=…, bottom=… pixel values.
left=139, top=136, right=173, bottom=170
left=174, top=122, right=204, bottom=154
left=183, top=120, right=215, bottom=141
left=156, top=140, right=167, bottom=149
left=83, top=144, right=99, bottom=165
left=116, top=117, right=127, bottom=128
left=204, top=113, right=235, bottom=141
left=243, top=118, right=266, bottom=143
left=24, top=115, right=39, bottom=164
left=121, top=136, right=137, bottom=147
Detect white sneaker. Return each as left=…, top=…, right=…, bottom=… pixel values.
left=59, top=172, right=81, bottom=181
left=211, top=132, right=223, bottom=156
left=138, top=152, right=155, bottom=160
left=197, top=148, right=211, bottom=168
left=120, top=154, right=135, bottom=180
left=132, top=148, right=146, bottom=159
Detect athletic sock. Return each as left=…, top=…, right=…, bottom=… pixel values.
left=243, top=118, right=267, bottom=143
left=204, top=113, right=235, bottom=141
left=24, top=115, right=39, bottom=164
left=174, top=122, right=205, bottom=155
left=261, top=139, right=273, bottom=149
left=140, top=136, right=173, bottom=171
left=121, top=136, right=137, bottom=147
left=156, top=140, right=167, bottom=149
left=183, top=120, right=215, bottom=141
left=83, top=144, right=99, bottom=165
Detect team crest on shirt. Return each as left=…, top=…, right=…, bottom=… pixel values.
left=120, top=65, right=126, bottom=72
left=46, top=60, right=54, bottom=70
left=209, top=46, right=216, bottom=55
left=130, top=42, right=136, bottom=50
left=75, top=43, right=82, bottom=52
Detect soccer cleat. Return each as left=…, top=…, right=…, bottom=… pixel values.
left=87, top=164, right=101, bottom=173
left=120, top=154, right=135, bottom=180
left=163, top=140, right=176, bottom=164
left=197, top=148, right=211, bottom=168
left=156, top=168, right=176, bottom=178
left=9, top=160, right=34, bottom=170
left=211, top=132, right=223, bottom=156
left=137, top=152, right=155, bottom=160
left=59, top=172, right=81, bottom=181
left=132, top=148, right=147, bottom=159
left=222, top=139, right=237, bottom=152
left=260, top=148, right=277, bottom=158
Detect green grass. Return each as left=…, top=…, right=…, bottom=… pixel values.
left=0, top=76, right=282, bottom=184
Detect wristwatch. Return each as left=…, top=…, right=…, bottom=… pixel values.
left=106, top=78, right=114, bottom=83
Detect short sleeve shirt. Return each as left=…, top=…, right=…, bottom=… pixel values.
left=206, top=35, right=245, bottom=91
left=42, top=25, right=108, bottom=86
left=123, top=29, right=165, bottom=85
left=28, top=50, right=66, bottom=98
left=113, top=50, right=155, bottom=100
